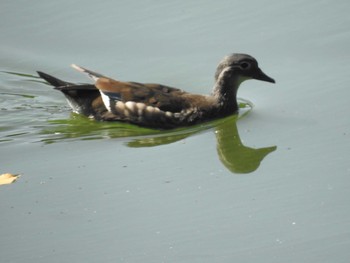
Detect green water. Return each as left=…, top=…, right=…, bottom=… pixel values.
left=1, top=1, right=350, bottom=262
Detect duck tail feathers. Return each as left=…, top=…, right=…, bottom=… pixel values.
left=37, top=71, right=72, bottom=87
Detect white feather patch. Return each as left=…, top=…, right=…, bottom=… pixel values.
left=136, top=103, right=146, bottom=115
left=100, top=92, right=112, bottom=111
left=125, top=101, right=137, bottom=112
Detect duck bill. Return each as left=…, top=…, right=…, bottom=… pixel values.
left=254, top=68, right=275, bottom=83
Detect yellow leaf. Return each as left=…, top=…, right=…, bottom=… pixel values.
left=0, top=173, right=20, bottom=186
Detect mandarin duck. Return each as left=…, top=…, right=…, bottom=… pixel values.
left=38, top=53, right=275, bottom=129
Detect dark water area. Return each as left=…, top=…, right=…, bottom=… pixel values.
left=1, top=1, right=350, bottom=262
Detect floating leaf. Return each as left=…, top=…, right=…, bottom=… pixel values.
left=0, top=173, right=20, bottom=186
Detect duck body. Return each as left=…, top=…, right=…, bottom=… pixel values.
left=38, top=53, right=275, bottom=129
left=94, top=78, right=221, bottom=128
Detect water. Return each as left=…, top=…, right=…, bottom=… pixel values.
left=1, top=0, right=350, bottom=262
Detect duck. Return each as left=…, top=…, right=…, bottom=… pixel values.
left=37, top=53, right=275, bottom=129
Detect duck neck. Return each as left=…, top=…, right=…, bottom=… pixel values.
left=212, top=72, right=247, bottom=114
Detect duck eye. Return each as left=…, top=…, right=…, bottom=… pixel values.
left=240, top=62, right=251, bottom=70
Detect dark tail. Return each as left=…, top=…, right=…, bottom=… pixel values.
left=37, top=71, right=72, bottom=87
left=37, top=71, right=97, bottom=91
left=37, top=71, right=104, bottom=116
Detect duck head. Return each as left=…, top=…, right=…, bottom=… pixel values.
left=212, top=53, right=275, bottom=113
left=214, top=53, right=275, bottom=84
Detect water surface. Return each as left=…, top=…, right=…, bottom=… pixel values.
left=1, top=1, right=350, bottom=262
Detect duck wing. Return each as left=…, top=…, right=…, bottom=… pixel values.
left=95, top=78, right=191, bottom=113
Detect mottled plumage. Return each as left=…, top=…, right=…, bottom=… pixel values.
left=38, top=53, right=275, bottom=129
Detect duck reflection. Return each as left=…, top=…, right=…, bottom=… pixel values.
left=41, top=113, right=276, bottom=174
left=128, top=115, right=277, bottom=174
left=214, top=116, right=276, bottom=174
